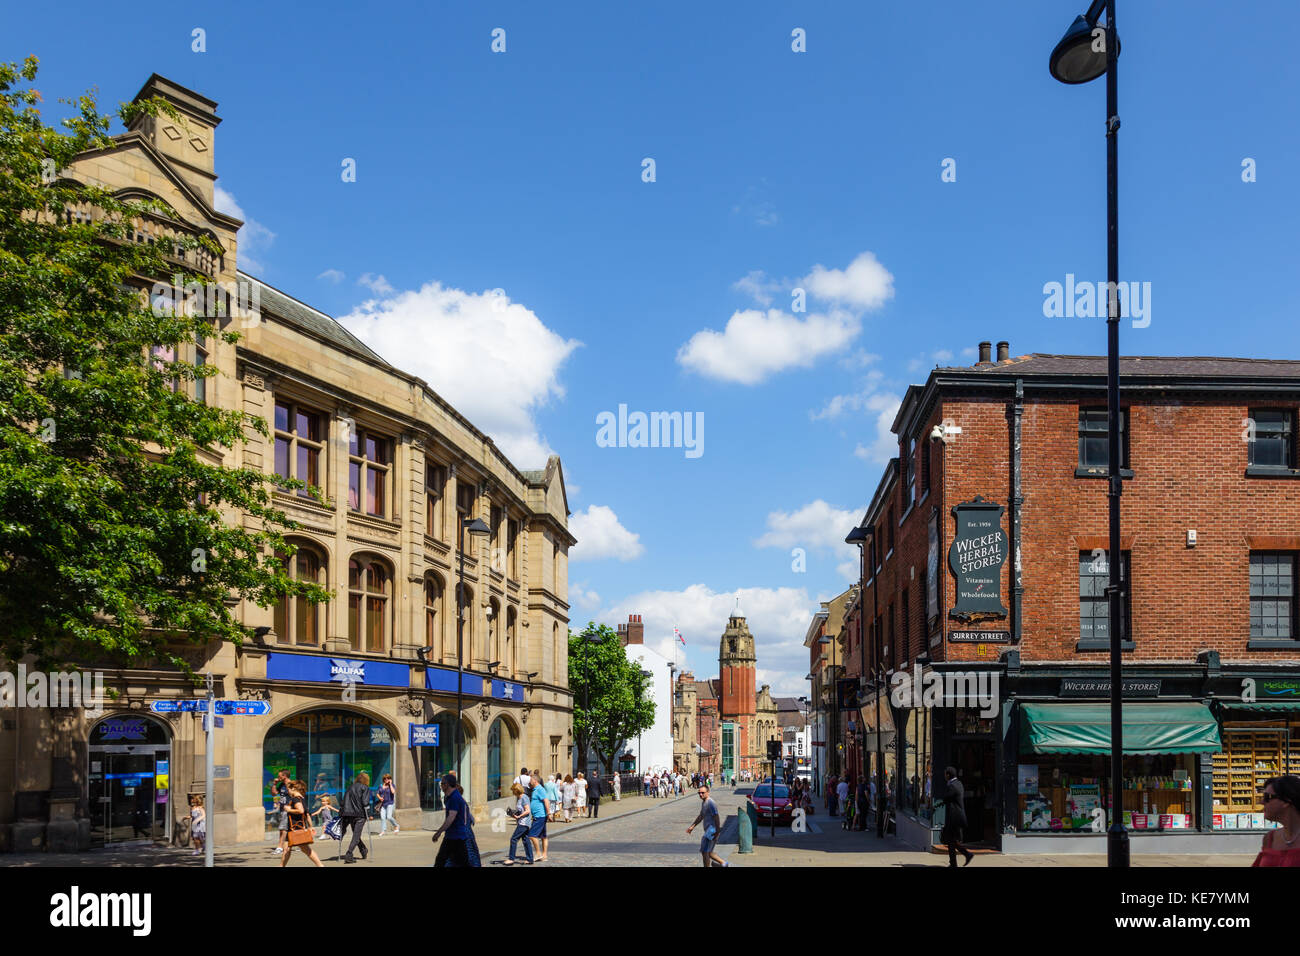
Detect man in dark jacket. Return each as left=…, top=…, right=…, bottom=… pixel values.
left=942, top=766, right=973, bottom=867
left=588, top=774, right=603, bottom=818
left=340, top=771, right=371, bottom=863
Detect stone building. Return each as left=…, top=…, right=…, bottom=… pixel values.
left=0, top=74, right=575, bottom=852
left=672, top=607, right=780, bottom=778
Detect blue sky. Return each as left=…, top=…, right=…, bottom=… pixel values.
left=10, top=1, right=1299, bottom=695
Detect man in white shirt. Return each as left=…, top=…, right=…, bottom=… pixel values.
left=836, top=777, right=850, bottom=816
left=513, top=766, right=533, bottom=791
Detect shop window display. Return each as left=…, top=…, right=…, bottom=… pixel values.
left=1211, top=721, right=1299, bottom=830
left=1017, top=754, right=1197, bottom=833
left=263, top=709, right=393, bottom=830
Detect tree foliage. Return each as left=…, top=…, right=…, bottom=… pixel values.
left=568, top=622, right=655, bottom=774
left=0, top=58, right=326, bottom=672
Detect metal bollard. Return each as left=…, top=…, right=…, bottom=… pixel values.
left=738, top=802, right=754, bottom=854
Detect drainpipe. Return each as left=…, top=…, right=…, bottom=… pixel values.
left=1012, top=378, right=1024, bottom=645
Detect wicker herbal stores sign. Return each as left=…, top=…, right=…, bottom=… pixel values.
left=948, top=496, right=1008, bottom=620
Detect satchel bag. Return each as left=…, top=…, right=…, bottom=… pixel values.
left=287, top=809, right=314, bottom=847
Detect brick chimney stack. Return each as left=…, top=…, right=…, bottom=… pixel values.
left=617, top=613, right=645, bottom=646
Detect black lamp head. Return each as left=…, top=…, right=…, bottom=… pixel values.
left=1049, top=13, right=1118, bottom=85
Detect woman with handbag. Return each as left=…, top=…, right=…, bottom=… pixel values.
left=280, top=781, right=324, bottom=867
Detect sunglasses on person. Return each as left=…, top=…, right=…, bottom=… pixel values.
left=1262, top=791, right=1286, bottom=803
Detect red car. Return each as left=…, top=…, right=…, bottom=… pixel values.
left=751, top=784, right=794, bottom=823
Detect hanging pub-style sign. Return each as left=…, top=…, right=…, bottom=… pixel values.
left=948, top=496, right=1008, bottom=620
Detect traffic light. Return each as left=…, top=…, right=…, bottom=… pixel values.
left=767, top=739, right=782, bottom=762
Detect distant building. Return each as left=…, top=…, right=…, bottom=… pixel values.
left=613, top=615, right=674, bottom=774
left=672, top=605, right=779, bottom=779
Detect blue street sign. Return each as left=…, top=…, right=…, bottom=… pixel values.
left=215, top=699, right=272, bottom=717
left=409, top=723, right=440, bottom=747
left=149, top=700, right=205, bottom=713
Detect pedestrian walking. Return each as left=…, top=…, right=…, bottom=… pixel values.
left=504, top=782, right=533, bottom=865
left=836, top=776, right=850, bottom=818
left=562, top=773, right=576, bottom=823
left=280, top=781, right=324, bottom=867
left=376, top=772, right=399, bottom=834
left=546, top=774, right=561, bottom=822
left=270, top=768, right=291, bottom=856
left=339, top=771, right=371, bottom=863
left=529, top=770, right=551, bottom=862
left=1253, top=774, right=1300, bottom=867
left=686, top=783, right=728, bottom=868
left=941, top=766, right=973, bottom=867
left=856, top=778, right=869, bottom=831
left=588, top=774, right=603, bottom=818
left=430, top=773, right=473, bottom=867
left=189, top=795, right=205, bottom=856
left=514, top=766, right=533, bottom=791
left=575, top=771, right=588, bottom=817
left=311, top=794, right=336, bottom=837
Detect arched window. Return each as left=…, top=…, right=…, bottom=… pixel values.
left=348, top=556, right=390, bottom=652
left=505, top=607, right=517, bottom=677
left=425, top=575, right=444, bottom=654
left=418, top=713, right=473, bottom=810
left=274, top=543, right=325, bottom=646
left=552, top=622, right=560, bottom=684
left=487, top=716, right=517, bottom=800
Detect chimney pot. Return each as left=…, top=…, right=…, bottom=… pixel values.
left=996, top=341, right=1010, bottom=363
left=977, top=341, right=992, bottom=365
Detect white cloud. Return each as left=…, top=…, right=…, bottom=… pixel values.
left=810, top=375, right=890, bottom=421
left=358, top=273, right=395, bottom=296
left=754, top=500, right=862, bottom=583
left=732, top=270, right=781, bottom=307
left=570, top=583, right=602, bottom=611
left=932, top=348, right=954, bottom=363
left=961, top=346, right=978, bottom=360
left=600, top=585, right=819, bottom=696
left=337, top=283, right=580, bottom=468
left=568, top=505, right=644, bottom=563
left=677, top=308, right=860, bottom=385
left=801, top=252, right=894, bottom=309
left=317, top=269, right=345, bottom=284
left=214, top=186, right=275, bottom=275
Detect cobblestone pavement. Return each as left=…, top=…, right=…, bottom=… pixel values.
left=482, top=788, right=741, bottom=868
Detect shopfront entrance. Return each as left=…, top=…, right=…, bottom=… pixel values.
left=87, top=715, right=172, bottom=846
left=952, top=709, right=999, bottom=846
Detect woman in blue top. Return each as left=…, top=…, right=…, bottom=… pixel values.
left=376, top=773, right=399, bottom=835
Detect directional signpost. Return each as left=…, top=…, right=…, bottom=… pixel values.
left=151, top=691, right=271, bottom=867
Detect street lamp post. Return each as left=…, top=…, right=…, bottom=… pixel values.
left=1049, top=0, right=1129, bottom=868
left=455, top=515, right=492, bottom=792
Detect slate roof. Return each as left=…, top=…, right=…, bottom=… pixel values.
left=940, top=353, right=1300, bottom=380
left=240, top=272, right=389, bottom=366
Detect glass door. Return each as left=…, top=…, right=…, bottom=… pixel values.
left=89, top=750, right=168, bottom=845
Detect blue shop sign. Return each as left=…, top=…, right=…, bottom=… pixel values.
left=265, top=653, right=409, bottom=688
left=409, top=723, right=440, bottom=747
left=492, top=679, right=524, bottom=702
left=424, top=667, right=484, bottom=696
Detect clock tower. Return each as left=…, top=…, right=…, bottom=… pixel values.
left=719, top=601, right=757, bottom=772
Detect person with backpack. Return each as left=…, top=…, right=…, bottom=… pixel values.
left=431, top=773, right=473, bottom=867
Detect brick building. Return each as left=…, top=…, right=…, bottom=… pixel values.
left=673, top=607, right=780, bottom=779
left=844, top=341, right=1300, bottom=854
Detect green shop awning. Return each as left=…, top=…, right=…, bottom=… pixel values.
left=1020, top=702, right=1222, bottom=755
left=1222, top=701, right=1300, bottom=713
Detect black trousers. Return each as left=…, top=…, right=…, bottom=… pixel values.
left=944, top=825, right=968, bottom=866
left=435, top=836, right=470, bottom=867
left=590, top=799, right=600, bottom=818
left=340, top=816, right=367, bottom=859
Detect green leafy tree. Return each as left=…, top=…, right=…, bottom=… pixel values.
left=0, top=58, right=327, bottom=672
left=568, top=622, right=655, bottom=775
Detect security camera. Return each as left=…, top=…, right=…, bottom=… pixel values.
left=930, top=424, right=946, bottom=443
